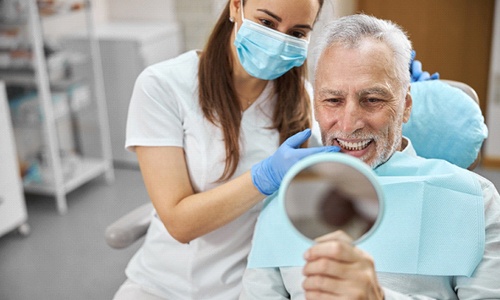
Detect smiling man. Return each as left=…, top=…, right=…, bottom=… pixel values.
left=313, top=32, right=411, bottom=169
left=239, top=14, right=500, bottom=300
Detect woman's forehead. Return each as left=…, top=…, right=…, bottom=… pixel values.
left=246, top=0, right=320, bottom=24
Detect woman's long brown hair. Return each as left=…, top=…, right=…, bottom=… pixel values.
left=198, top=0, right=324, bottom=182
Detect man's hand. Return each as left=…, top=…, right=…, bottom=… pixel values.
left=302, top=231, right=384, bottom=300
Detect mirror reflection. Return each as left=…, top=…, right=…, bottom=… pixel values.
left=284, top=160, right=381, bottom=242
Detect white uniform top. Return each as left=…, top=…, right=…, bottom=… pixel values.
left=125, top=50, right=280, bottom=299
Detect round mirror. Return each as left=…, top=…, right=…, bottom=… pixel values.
left=282, top=153, right=383, bottom=243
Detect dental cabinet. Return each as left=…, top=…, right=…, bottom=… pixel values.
left=0, top=0, right=114, bottom=214
left=62, top=21, right=183, bottom=167
left=0, top=81, right=29, bottom=237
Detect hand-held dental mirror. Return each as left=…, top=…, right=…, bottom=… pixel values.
left=280, top=152, right=384, bottom=243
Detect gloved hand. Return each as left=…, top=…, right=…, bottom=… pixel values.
left=410, top=50, right=439, bottom=82
left=251, top=129, right=340, bottom=195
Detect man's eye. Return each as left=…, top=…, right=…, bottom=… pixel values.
left=326, top=98, right=341, bottom=104
left=366, top=98, right=381, bottom=103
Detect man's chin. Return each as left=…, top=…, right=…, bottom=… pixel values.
left=366, top=151, right=395, bottom=169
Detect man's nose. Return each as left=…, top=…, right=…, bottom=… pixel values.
left=339, top=101, right=364, bottom=133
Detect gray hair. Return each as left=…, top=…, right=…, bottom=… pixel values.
left=313, top=14, right=412, bottom=90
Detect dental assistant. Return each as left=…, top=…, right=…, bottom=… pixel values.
left=112, top=0, right=338, bottom=299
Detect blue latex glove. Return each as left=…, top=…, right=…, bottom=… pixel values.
left=410, top=50, right=439, bottom=82
left=251, top=129, right=340, bottom=195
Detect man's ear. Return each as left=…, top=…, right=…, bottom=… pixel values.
left=403, top=86, right=412, bottom=123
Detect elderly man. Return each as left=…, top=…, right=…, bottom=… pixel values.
left=239, top=14, right=500, bottom=299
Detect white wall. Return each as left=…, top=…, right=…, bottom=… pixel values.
left=91, top=0, right=108, bottom=25
left=102, top=0, right=220, bottom=51
left=107, top=0, right=176, bottom=23
left=41, top=0, right=108, bottom=41
left=175, top=0, right=220, bottom=50
left=100, top=0, right=356, bottom=53
left=484, top=0, right=500, bottom=159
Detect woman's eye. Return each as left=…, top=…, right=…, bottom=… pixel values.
left=260, top=19, right=275, bottom=29
left=290, top=31, right=306, bottom=39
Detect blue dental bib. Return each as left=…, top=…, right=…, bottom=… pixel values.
left=247, top=152, right=484, bottom=277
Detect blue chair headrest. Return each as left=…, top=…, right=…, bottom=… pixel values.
left=403, top=80, right=488, bottom=169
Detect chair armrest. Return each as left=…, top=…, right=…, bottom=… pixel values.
left=105, top=202, right=154, bottom=249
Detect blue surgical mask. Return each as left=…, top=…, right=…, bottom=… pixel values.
left=233, top=5, right=309, bottom=80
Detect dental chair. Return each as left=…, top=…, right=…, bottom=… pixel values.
left=105, top=79, right=488, bottom=249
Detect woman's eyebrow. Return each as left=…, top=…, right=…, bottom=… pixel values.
left=256, top=9, right=313, bottom=30
left=257, top=9, right=282, bottom=22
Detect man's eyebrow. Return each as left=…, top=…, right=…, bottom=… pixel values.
left=317, top=88, right=345, bottom=97
left=358, top=87, right=392, bottom=97
left=256, top=9, right=313, bottom=30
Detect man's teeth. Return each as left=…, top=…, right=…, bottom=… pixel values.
left=337, top=139, right=371, bottom=151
